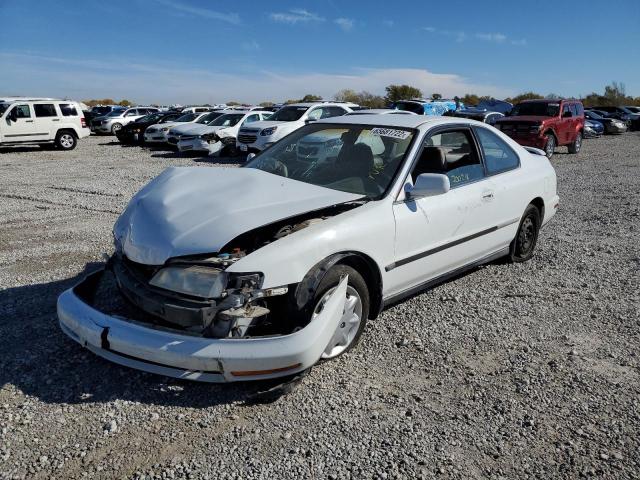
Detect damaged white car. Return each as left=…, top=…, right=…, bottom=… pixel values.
left=58, top=115, right=559, bottom=382
left=177, top=110, right=272, bottom=156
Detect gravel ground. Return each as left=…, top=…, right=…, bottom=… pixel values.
left=0, top=133, right=639, bottom=479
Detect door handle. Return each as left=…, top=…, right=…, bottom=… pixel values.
left=52, top=119, right=60, bottom=122
left=26, top=120, right=34, bottom=123
left=482, top=192, right=494, bottom=200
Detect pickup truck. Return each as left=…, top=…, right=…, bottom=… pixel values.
left=495, top=99, right=585, bottom=158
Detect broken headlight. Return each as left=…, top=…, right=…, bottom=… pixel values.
left=260, top=126, right=277, bottom=136
left=149, top=265, right=228, bottom=298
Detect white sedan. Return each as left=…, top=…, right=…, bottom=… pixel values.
left=58, top=115, right=559, bottom=382
left=177, top=110, right=272, bottom=155
left=143, top=111, right=215, bottom=144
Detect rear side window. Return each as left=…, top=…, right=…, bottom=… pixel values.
left=59, top=103, right=78, bottom=116
left=569, top=104, right=578, bottom=116
left=574, top=103, right=584, bottom=115
left=34, top=104, right=58, bottom=117
left=475, top=128, right=520, bottom=175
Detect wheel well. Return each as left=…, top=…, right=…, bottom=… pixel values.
left=543, top=129, right=556, bottom=140
left=530, top=197, right=545, bottom=221
left=335, top=253, right=383, bottom=319
left=56, top=128, right=77, bottom=138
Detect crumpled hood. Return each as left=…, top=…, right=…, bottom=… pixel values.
left=114, top=167, right=362, bottom=265
left=240, top=120, right=299, bottom=133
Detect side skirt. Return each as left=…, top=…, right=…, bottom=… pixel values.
left=381, top=247, right=509, bottom=308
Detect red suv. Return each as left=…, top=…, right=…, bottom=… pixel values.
left=495, top=99, right=585, bottom=158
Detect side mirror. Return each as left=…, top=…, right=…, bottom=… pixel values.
left=305, top=117, right=318, bottom=124
left=246, top=152, right=256, bottom=161
left=407, top=173, right=450, bottom=198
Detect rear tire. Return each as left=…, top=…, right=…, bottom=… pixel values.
left=544, top=134, right=556, bottom=158
left=55, top=131, right=76, bottom=150
left=508, top=204, right=541, bottom=263
left=568, top=131, right=582, bottom=154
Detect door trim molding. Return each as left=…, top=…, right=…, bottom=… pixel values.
left=385, top=217, right=519, bottom=272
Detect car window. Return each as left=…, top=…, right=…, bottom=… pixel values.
left=12, top=104, right=31, bottom=118
left=261, top=112, right=273, bottom=120
left=562, top=104, right=572, bottom=117
left=323, top=106, right=347, bottom=118
left=34, top=104, right=58, bottom=117
left=307, top=108, right=323, bottom=121
left=475, top=128, right=519, bottom=175
left=243, top=114, right=260, bottom=124
left=125, top=109, right=138, bottom=116
left=59, top=103, right=78, bottom=116
left=569, top=104, right=578, bottom=116
left=417, top=129, right=484, bottom=187
left=574, top=103, right=584, bottom=115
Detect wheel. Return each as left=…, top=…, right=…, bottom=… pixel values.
left=544, top=134, right=556, bottom=158
left=55, top=131, right=77, bottom=150
left=568, top=131, right=582, bottom=154
left=310, top=265, right=370, bottom=359
left=111, top=123, right=123, bottom=134
left=509, top=204, right=541, bottom=263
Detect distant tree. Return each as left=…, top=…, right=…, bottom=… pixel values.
left=460, top=94, right=480, bottom=106
left=118, top=99, right=134, bottom=106
left=300, top=94, right=323, bottom=102
left=334, top=89, right=386, bottom=108
left=431, top=93, right=442, bottom=100
left=259, top=101, right=274, bottom=107
left=226, top=101, right=241, bottom=106
left=284, top=99, right=299, bottom=104
left=83, top=98, right=116, bottom=107
left=384, top=84, right=423, bottom=103
left=505, top=92, right=544, bottom=104
left=545, top=93, right=562, bottom=100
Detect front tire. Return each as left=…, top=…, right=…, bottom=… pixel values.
left=309, top=265, right=370, bottom=360
left=55, top=131, right=76, bottom=150
left=111, top=123, right=123, bottom=134
left=509, top=204, right=541, bottom=263
left=568, top=131, right=582, bottom=154
left=544, top=134, right=556, bottom=158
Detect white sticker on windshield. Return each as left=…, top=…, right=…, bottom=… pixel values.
left=371, top=127, right=410, bottom=139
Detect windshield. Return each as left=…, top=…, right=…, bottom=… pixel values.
left=626, top=106, right=640, bottom=113
left=198, top=111, right=224, bottom=124
left=175, top=113, right=198, bottom=122
left=107, top=109, right=125, bottom=117
left=208, top=113, right=244, bottom=127
left=586, top=110, right=603, bottom=120
left=511, top=102, right=559, bottom=117
left=92, top=106, right=113, bottom=115
left=269, top=105, right=309, bottom=122
left=245, top=124, right=415, bottom=198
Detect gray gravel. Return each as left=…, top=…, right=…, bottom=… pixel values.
left=1, top=134, right=639, bottom=479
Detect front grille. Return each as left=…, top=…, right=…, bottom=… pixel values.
left=180, top=135, right=196, bottom=141
left=167, top=137, right=178, bottom=144
left=238, top=133, right=257, bottom=144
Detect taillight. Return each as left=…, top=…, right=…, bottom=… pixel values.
left=81, top=118, right=87, bottom=127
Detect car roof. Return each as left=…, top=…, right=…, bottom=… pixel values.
left=347, top=109, right=416, bottom=115
left=317, top=113, right=477, bottom=129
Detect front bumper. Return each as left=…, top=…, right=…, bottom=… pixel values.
left=236, top=134, right=272, bottom=153
left=144, top=131, right=169, bottom=143
left=504, top=133, right=546, bottom=149
left=177, top=138, right=221, bottom=154
left=57, top=269, right=346, bottom=383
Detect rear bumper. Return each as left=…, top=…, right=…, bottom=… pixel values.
left=57, top=269, right=346, bottom=383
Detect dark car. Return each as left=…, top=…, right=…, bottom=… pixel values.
left=452, top=99, right=512, bottom=125
left=583, top=119, right=604, bottom=138
left=116, top=112, right=183, bottom=145
left=495, top=99, right=585, bottom=158
left=592, top=106, right=640, bottom=130
left=584, top=110, right=627, bottom=134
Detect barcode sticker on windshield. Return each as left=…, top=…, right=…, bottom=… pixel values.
left=371, top=128, right=410, bottom=139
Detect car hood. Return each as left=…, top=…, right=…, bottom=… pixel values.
left=182, top=124, right=227, bottom=136
left=239, top=120, right=298, bottom=131
left=170, top=123, right=205, bottom=135
left=114, top=166, right=362, bottom=265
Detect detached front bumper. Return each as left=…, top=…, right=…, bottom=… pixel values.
left=144, top=132, right=169, bottom=143
left=177, top=138, right=222, bottom=154
left=57, top=269, right=346, bottom=383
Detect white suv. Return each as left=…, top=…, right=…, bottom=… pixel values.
left=94, top=107, right=158, bottom=135
left=236, top=102, right=353, bottom=153
left=0, top=99, right=90, bottom=150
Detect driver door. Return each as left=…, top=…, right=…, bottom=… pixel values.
left=387, top=127, right=500, bottom=296
left=2, top=104, right=41, bottom=142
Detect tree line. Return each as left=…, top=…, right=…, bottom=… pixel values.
left=82, top=81, right=639, bottom=110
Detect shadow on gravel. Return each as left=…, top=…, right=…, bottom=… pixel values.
left=0, top=146, right=47, bottom=153
left=0, top=264, right=300, bottom=407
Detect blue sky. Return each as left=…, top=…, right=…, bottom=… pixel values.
left=1, top=0, right=639, bottom=104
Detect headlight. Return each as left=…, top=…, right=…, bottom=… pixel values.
left=150, top=266, right=228, bottom=298
left=260, top=126, right=277, bottom=136
left=161, top=127, right=170, bottom=132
